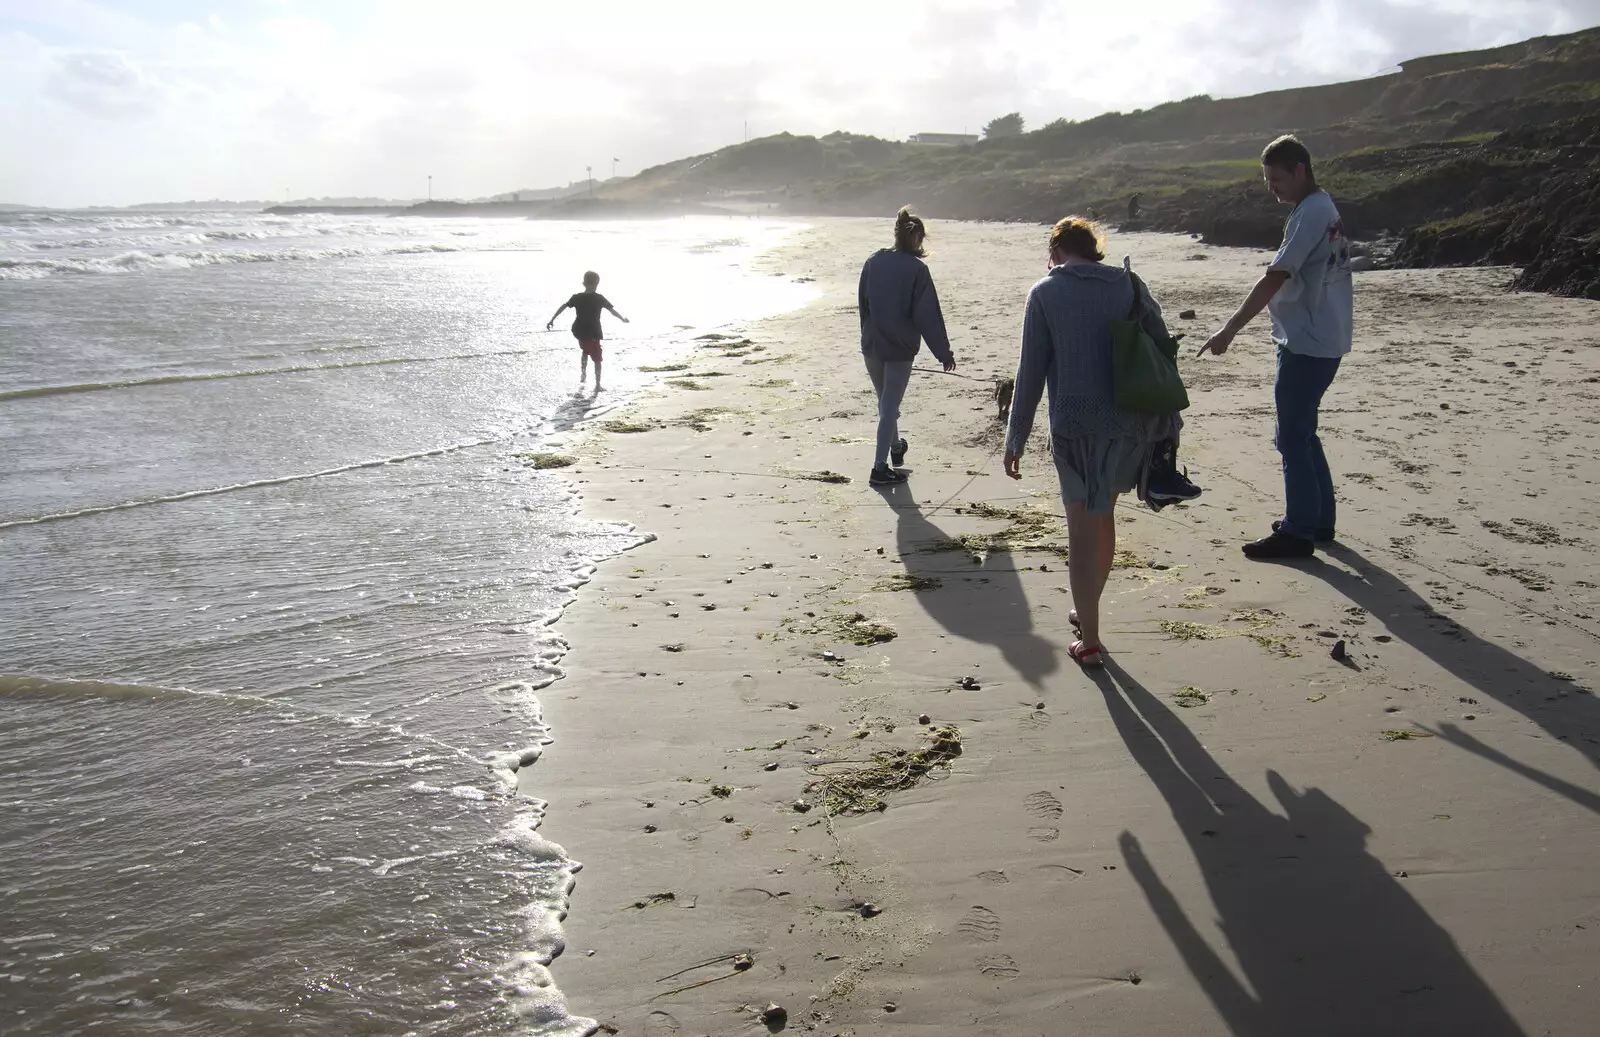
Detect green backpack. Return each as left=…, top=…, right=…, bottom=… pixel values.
left=1110, top=273, right=1190, bottom=414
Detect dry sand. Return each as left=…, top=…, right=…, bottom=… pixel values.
left=531, top=219, right=1600, bottom=1036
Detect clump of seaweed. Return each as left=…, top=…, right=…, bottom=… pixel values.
left=1173, top=686, right=1210, bottom=707
left=516, top=452, right=577, bottom=469
left=922, top=502, right=1068, bottom=562
left=873, top=573, right=942, bottom=592
left=671, top=407, right=741, bottom=432
left=1158, top=620, right=1229, bottom=642
left=806, top=725, right=962, bottom=815
left=602, top=419, right=661, bottom=433
left=1157, top=611, right=1299, bottom=658
left=810, top=611, right=897, bottom=645
left=1381, top=729, right=1434, bottom=742
left=784, top=469, right=851, bottom=484
left=638, top=363, right=690, bottom=373
left=665, top=378, right=712, bottom=391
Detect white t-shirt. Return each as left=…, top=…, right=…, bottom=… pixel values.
left=1267, top=190, right=1353, bottom=358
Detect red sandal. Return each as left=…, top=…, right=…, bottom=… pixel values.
left=1068, top=640, right=1105, bottom=667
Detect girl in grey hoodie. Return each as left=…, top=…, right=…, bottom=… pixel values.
left=857, top=207, right=957, bottom=485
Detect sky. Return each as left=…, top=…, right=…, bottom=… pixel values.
left=2, top=0, right=1597, bottom=207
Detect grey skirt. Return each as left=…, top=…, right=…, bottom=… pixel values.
left=1051, top=433, right=1155, bottom=515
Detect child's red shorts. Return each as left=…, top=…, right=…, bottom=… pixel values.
left=579, top=339, right=603, bottom=361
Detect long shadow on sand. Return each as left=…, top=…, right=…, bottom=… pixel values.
left=1291, top=543, right=1600, bottom=815
left=873, top=481, right=1060, bottom=688
left=1091, top=661, right=1527, bottom=1037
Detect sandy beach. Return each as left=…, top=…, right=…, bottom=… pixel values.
left=533, top=218, right=1600, bottom=1036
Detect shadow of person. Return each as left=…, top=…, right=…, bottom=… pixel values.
left=1092, top=661, right=1526, bottom=1036
left=873, top=481, right=1060, bottom=688
left=1291, top=543, right=1600, bottom=811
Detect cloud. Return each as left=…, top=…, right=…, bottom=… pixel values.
left=44, top=49, right=161, bottom=117
left=0, top=0, right=1596, bottom=205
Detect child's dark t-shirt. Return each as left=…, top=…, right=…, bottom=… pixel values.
left=566, top=292, right=612, bottom=340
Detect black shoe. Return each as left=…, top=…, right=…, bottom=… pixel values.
left=891, top=437, right=908, bottom=467
left=1146, top=465, right=1202, bottom=502
left=1272, top=519, right=1336, bottom=543
left=869, top=464, right=907, bottom=486
left=1243, top=531, right=1315, bottom=560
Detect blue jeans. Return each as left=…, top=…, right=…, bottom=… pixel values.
left=1274, top=346, right=1341, bottom=540
left=864, top=353, right=912, bottom=467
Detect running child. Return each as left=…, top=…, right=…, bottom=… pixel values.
left=547, top=271, right=628, bottom=392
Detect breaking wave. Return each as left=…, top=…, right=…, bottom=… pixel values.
left=0, top=242, right=464, bottom=280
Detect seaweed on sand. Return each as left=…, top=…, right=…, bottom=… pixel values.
left=784, top=469, right=852, bottom=484
left=809, top=611, right=896, bottom=645
left=921, top=502, right=1069, bottom=562
left=874, top=573, right=943, bottom=592
left=515, top=452, right=577, bottom=469
left=602, top=419, right=661, bottom=433
left=806, top=725, right=962, bottom=815
left=671, top=407, right=742, bottom=432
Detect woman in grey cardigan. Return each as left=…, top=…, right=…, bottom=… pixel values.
left=1003, top=217, right=1180, bottom=666
left=858, top=207, right=958, bottom=485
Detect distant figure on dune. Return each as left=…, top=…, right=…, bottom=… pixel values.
left=857, top=207, right=957, bottom=486
left=1199, top=134, right=1353, bottom=559
left=1128, top=192, right=1142, bottom=221
left=1003, top=217, right=1197, bottom=667
left=547, top=270, right=628, bottom=393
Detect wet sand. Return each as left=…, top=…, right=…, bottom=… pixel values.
left=533, top=219, right=1600, bottom=1036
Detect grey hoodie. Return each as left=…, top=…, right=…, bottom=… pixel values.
left=1003, top=257, right=1178, bottom=457
left=857, top=248, right=954, bottom=365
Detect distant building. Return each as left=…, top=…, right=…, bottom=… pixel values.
left=908, top=132, right=979, bottom=146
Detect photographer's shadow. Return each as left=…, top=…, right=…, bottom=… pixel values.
left=1093, top=661, right=1525, bottom=1036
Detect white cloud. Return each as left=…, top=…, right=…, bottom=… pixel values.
left=0, top=0, right=1596, bottom=205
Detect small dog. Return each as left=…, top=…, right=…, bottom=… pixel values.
left=995, top=377, right=1015, bottom=423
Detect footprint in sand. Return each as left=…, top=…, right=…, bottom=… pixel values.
left=977, top=952, right=1021, bottom=978
left=1024, top=791, right=1064, bottom=821
left=957, top=905, right=1002, bottom=943
left=644, top=1009, right=681, bottom=1034
left=1018, top=707, right=1051, bottom=731
left=975, top=869, right=1010, bottom=884
left=1025, top=791, right=1063, bottom=841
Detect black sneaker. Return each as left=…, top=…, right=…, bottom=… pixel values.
left=1242, top=531, right=1315, bottom=560
left=1146, top=465, right=1202, bottom=502
left=869, top=464, right=907, bottom=486
left=1272, top=519, right=1336, bottom=543
left=891, top=437, right=908, bottom=467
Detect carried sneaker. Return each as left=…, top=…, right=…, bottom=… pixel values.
left=1272, top=519, right=1335, bottom=543
left=1242, top=531, right=1314, bottom=560
left=868, top=464, right=907, bottom=486
left=891, top=437, right=908, bottom=468
left=1146, top=464, right=1202, bottom=502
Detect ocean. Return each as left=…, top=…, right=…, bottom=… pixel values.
left=0, top=210, right=811, bottom=1034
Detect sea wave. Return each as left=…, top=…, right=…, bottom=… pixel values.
left=0, top=242, right=464, bottom=279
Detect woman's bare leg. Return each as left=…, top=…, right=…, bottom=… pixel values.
left=1066, top=495, right=1120, bottom=647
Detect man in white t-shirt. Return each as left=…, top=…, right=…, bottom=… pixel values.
left=1200, top=134, right=1353, bottom=559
